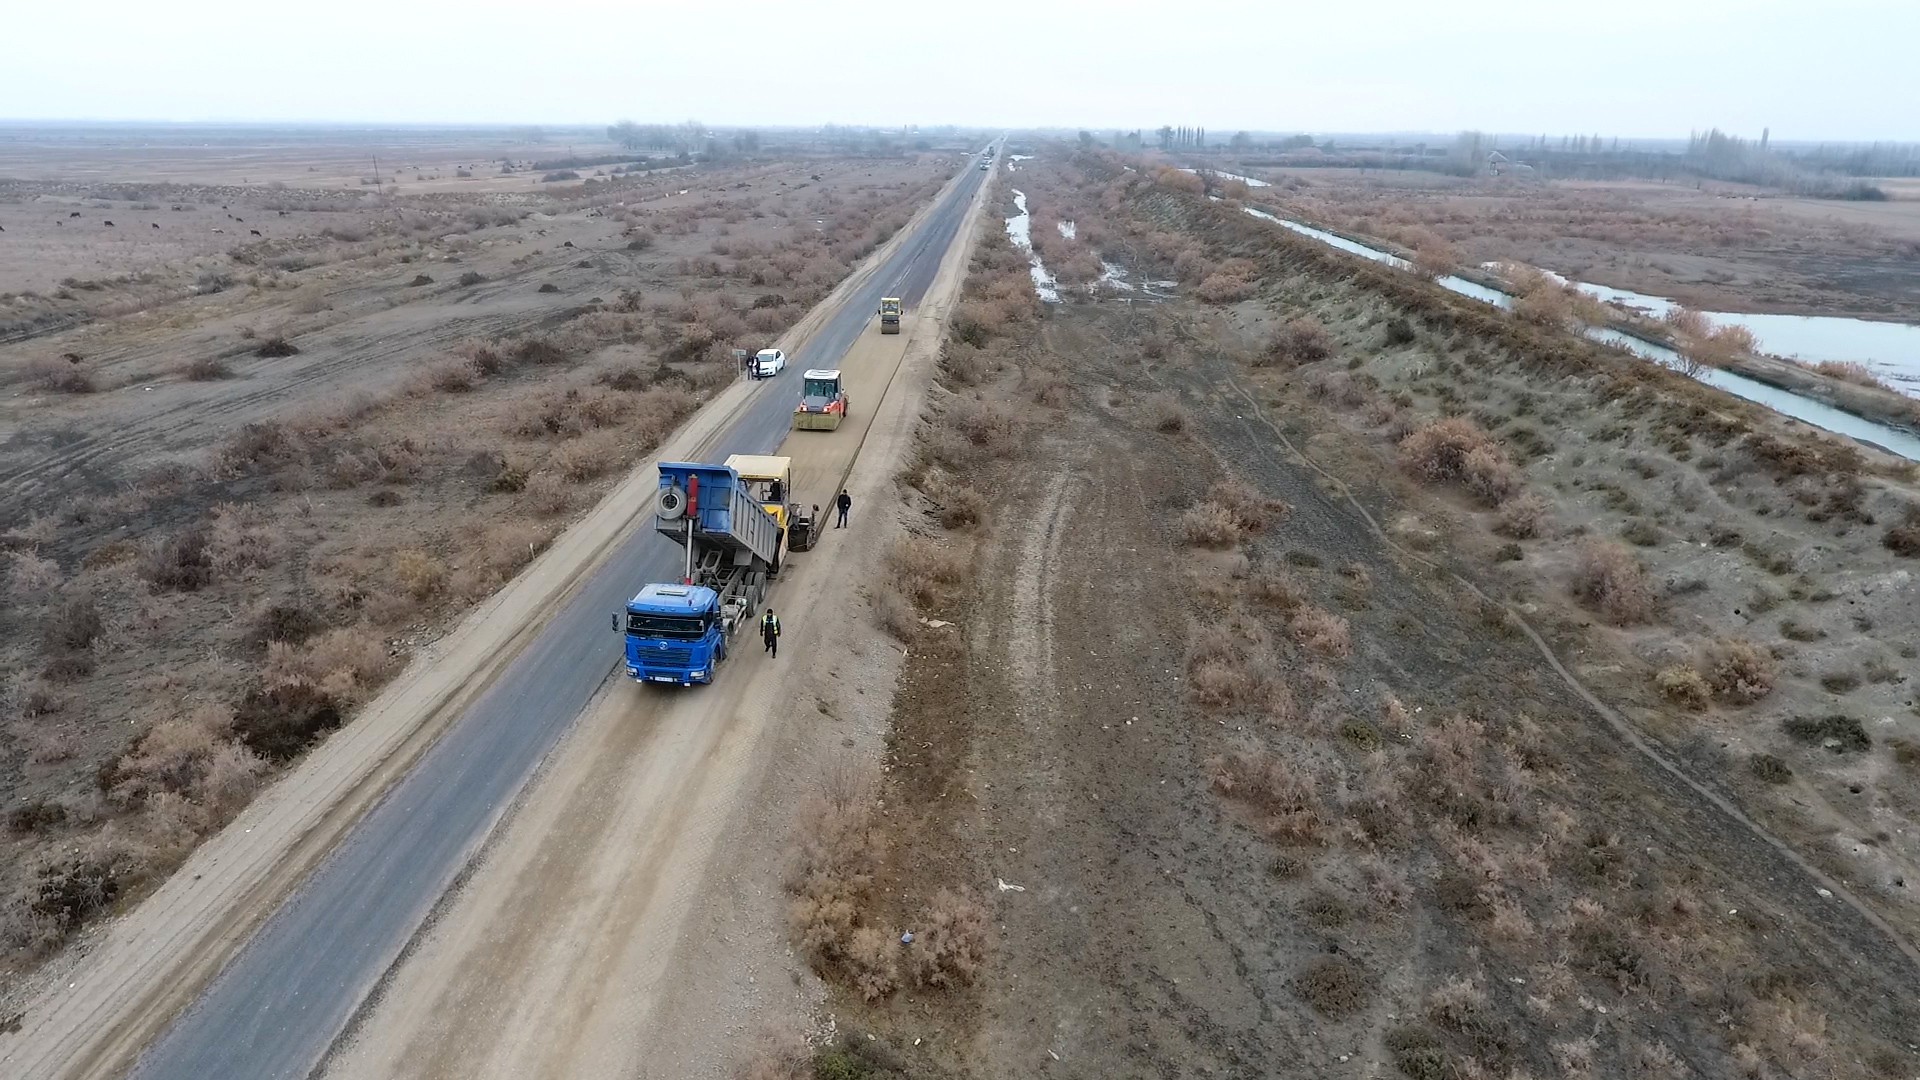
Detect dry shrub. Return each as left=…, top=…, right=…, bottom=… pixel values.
left=1207, top=746, right=1322, bottom=843
left=1398, top=418, right=1522, bottom=506
left=8, top=550, right=65, bottom=601
left=184, top=356, right=231, bottom=381
left=946, top=397, right=1022, bottom=457
left=1884, top=504, right=1920, bottom=558
left=27, top=357, right=98, bottom=394
left=905, top=889, right=989, bottom=989
left=887, top=536, right=967, bottom=606
left=207, top=502, right=284, bottom=575
left=933, top=482, right=987, bottom=530
left=1814, top=360, right=1887, bottom=389
left=1571, top=540, right=1655, bottom=624
left=392, top=549, right=446, bottom=600
left=1248, top=567, right=1305, bottom=611
left=263, top=626, right=400, bottom=702
left=786, top=768, right=888, bottom=990
left=1196, top=272, right=1256, bottom=304
left=1289, top=605, right=1353, bottom=659
left=1298, top=956, right=1370, bottom=1017
left=107, top=705, right=265, bottom=821
left=1514, top=281, right=1575, bottom=330
left=1704, top=638, right=1774, bottom=704
left=872, top=584, right=917, bottom=640
left=425, top=359, right=477, bottom=393
left=41, top=594, right=103, bottom=657
left=1654, top=665, right=1711, bottom=709
left=1143, top=391, right=1189, bottom=433
left=1154, top=167, right=1205, bottom=194
left=230, top=682, right=344, bottom=761
left=1206, top=480, right=1289, bottom=535
left=1179, top=502, right=1241, bottom=549
left=1267, top=317, right=1333, bottom=366
left=523, top=471, right=571, bottom=516
left=1493, top=492, right=1548, bottom=539
left=3, top=835, right=144, bottom=951
left=142, top=527, right=214, bottom=592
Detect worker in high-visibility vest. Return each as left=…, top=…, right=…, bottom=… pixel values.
left=761, top=610, right=781, bottom=658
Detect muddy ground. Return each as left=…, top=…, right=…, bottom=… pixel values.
left=0, top=129, right=960, bottom=987
left=1226, top=165, right=1920, bottom=322
left=767, top=152, right=1920, bottom=1080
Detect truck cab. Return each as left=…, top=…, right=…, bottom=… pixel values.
left=623, top=584, right=726, bottom=685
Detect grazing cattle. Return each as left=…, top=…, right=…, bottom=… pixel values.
left=212, top=228, right=224, bottom=234
left=68, top=211, right=80, bottom=218
left=250, top=229, right=262, bottom=237
left=152, top=223, right=160, bottom=229
left=234, top=217, right=243, bottom=223
left=104, top=220, right=115, bottom=227
left=277, top=210, right=287, bottom=217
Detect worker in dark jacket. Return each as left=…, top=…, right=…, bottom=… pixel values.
left=761, top=610, right=781, bottom=657
left=836, top=490, right=852, bottom=528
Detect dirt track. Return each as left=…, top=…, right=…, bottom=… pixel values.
left=1, top=159, right=985, bottom=1080
left=322, top=177, right=987, bottom=1079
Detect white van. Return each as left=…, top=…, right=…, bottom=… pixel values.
left=752, top=348, right=785, bottom=379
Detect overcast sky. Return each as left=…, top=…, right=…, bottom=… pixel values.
left=5, top=0, right=1914, bottom=142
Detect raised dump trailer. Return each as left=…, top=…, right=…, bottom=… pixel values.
left=878, top=297, right=902, bottom=335
left=793, top=368, right=849, bottom=432
left=618, top=461, right=785, bottom=685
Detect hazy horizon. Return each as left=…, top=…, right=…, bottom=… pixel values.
left=5, top=0, right=1917, bottom=142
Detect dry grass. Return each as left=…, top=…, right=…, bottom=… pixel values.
left=1288, top=605, right=1353, bottom=659
left=1654, top=665, right=1712, bottom=709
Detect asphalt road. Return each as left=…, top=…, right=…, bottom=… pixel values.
left=127, top=159, right=990, bottom=1080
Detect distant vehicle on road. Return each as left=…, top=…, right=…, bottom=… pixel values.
left=878, top=296, right=902, bottom=334
left=979, top=161, right=990, bottom=171
left=793, top=368, right=849, bottom=431
left=752, top=348, right=786, bottom=378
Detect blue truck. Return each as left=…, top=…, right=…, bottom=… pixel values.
left=616, top=459, right=806, bottom=686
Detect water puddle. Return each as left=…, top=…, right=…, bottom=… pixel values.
left=1006, top=190, right=1060, bottom=303
left=1234, top=205, right=1920, bottom=461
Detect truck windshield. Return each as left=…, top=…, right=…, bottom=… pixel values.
left=627, top=612, right=707, bottom=638
left=803, top=377, right=837, bottom=399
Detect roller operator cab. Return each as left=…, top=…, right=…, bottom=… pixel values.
left=623, top=584, right=726, bottom=685
left=793, top=368, right=849, bottom=431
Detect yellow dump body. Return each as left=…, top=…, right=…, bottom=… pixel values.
left=724, top=454, right=795, bottom=532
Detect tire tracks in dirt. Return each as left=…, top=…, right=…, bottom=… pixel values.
left=1202, top=368, right=1920, bottom=977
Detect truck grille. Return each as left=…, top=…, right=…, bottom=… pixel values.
left=640, top=647, right=693, bottom=667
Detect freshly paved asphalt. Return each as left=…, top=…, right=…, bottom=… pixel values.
left=127, top=159, right=990, bottom=1080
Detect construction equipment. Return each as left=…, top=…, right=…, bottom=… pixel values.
left=725, top=453, right=819, bottom=552
left=792, top=368, right=849, bottom=432
left=616, top=461, right=785, bottom=686
left=878, top=297, right=902, bottom=335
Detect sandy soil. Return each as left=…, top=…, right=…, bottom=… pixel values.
left=1230, top=164, right=1920, bottom=321
left=323, top=168, right=987, bottom=1080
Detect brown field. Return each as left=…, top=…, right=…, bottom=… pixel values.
left=0, top=126, right=955, bottom=977
left=1223, top=163, right=1920, bottom=321
left=747, top=150, right=1920, bottom=1079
